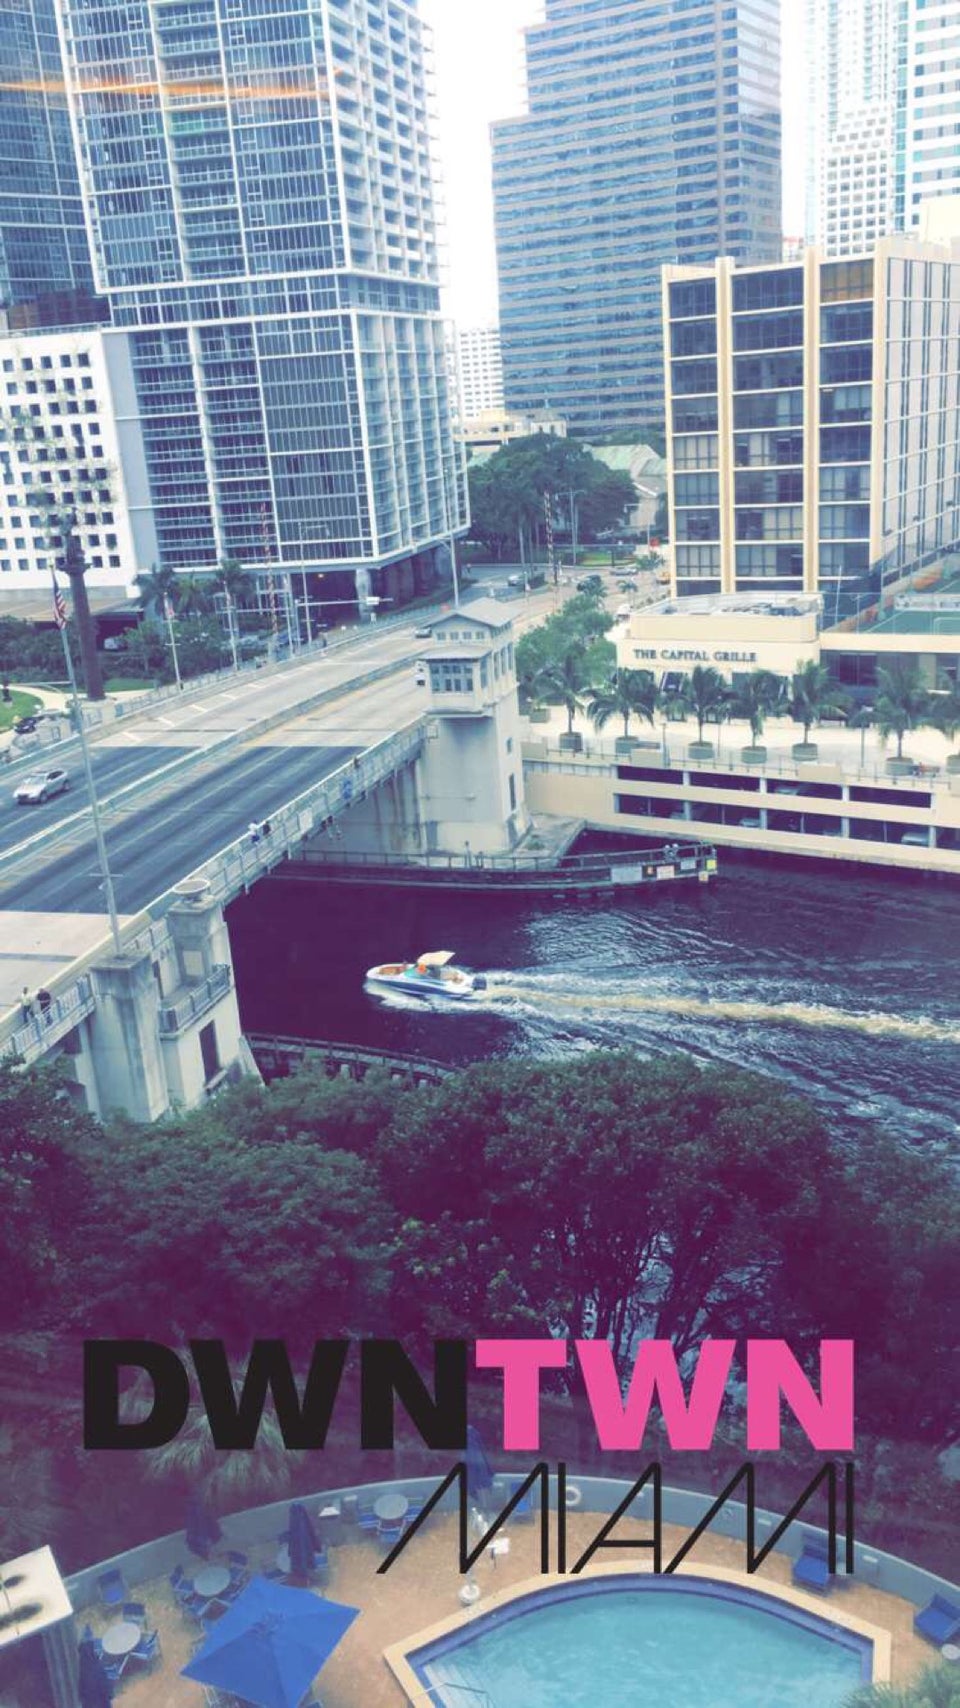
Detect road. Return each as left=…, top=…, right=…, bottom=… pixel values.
left=1, top=743, right=354, bottom=916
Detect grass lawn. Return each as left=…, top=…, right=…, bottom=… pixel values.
left=103, top=676, right=157, bottom=692
left=0, top=688, right=42, bottom=732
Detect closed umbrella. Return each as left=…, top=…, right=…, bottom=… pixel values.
left=466, top=1423, right=494, bottom=1500
left=185, top=1490, right=222, bottom=1558
left=78, top=1639, right=113, bottom=1708
left=288, top=1502, right=318, bottom=1577
left=181, top=1575, right=359, bottom=1708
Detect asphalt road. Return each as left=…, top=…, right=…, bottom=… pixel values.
left=0, top=745, right=191, bottom=857
left=0, top=743, right=352, bottom=916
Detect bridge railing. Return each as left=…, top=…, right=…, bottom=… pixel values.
left=3, top=976, right=96, bottom=1066
left=158, top=963, right=233, bottom=1036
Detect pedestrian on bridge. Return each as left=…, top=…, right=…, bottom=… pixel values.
left=20, top=987, right=33, bottom=1023
left=248, top=821, right=261, bottom=845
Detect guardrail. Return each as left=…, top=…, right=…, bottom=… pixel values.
left=158, top=963, right=232, bottom=1036
left=3, top=976, right=95, bottom=1065
left=523, top=737, right=958, bottom=792
left=247, top=1034, right=450, bottom=1084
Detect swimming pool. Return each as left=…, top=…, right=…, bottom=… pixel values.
left=409, top=1575, right=874, bottom=1707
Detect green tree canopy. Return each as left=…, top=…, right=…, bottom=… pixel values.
left=875, top=659, right=932, bottom=758
left=467, top=434, right=638, bottom=560
left=788, top=660, right=848, bottom=742
left=587, top=668, right=659, bottom=737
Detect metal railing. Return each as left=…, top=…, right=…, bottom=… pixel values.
left=2, top=976, right=95, bottom=1065
left=157, top=963, right=232, bottom=1036
left=247, top=1034, right=450, bottom=1083
left=292, top=841, right=707, bottom=877
left=524, top=737, right=957, bottom=793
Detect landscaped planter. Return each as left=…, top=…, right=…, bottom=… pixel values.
left=886, top=757, right=916, bottom=777
left=527, top=706, right=550, bottom=724
left=792, top=742, right=819, bottom=762
left=614, top=736, right=638, bottom=757
left=740, top=745, right=767, bottom=765
left=559, top=731, right=584, bottom=753
left=946, top=754, right=960, bottom=775
left=687, top=740, right=715, bottom=761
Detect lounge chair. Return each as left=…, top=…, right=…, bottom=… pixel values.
left=506, top=1479, right=534, bottom=1521
left=914, top=1594, right=960, bottom=1646
left=792, top=1535, right=833, bottom=1593
left=100, top=1652, right=128, bottom=1684
left=227, top=1549, right=248, bottom=1567
left=97, top=1568, right=126, bottom=1607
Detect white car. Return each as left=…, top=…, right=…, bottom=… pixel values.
left=13, top=768, right=70, bottom=805
left=615, top=602, right=632, bottom=620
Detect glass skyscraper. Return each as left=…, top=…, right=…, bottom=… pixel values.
left=0, top=0, right=95, bottom=319
left=491, top=0, right=782, bottom=439
left=50, top=0, right=465, bottom=607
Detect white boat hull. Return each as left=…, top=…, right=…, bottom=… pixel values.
left=365, top=961, right=484, bottom=1000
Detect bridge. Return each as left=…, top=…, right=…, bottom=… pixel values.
left=0, top=590, right=559, bottom=1119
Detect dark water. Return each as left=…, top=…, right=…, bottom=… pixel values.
left=228, top=854, right=960, bottom=1150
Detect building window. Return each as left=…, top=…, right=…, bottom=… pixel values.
left=199, top=1021, right=220, bottom=1084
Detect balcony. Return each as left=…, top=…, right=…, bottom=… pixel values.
left=158, top=963, right=232, bottom=1036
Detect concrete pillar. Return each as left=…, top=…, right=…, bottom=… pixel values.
left=42, top=1615, right=79, bottom=1708
left=166, top=892, right=229, bottom=985
left=89, top=952, right=167, bottom=1123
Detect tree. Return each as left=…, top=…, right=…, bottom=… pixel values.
left=2, top=403, right=113, bottom=699
left=730, top=669, right=786, bottom=745
left=931, top=681, right=960, bottom=760
left=467, top=434, right=638, bottom=562
left=536, top=642, right=589, bottom=735
left=145, top=1404, right=298, bottom=1510
left=175, top=574, right=216, bottom=618
left=670, top=665, right=730, bottom=744
left=875, top=659, right=931, bottom=759
left=788, top=660, right=848, bottom=744
left=134, top=562, right=179, bottom=618
left=587, top=668, right=659, bottom=738
left=846, top=1665, right=960, bottom=1708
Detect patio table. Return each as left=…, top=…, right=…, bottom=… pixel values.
left=101, top=1620, right=140, bottom=1657
left=193, top=1565, right=231, bottom=1600
left=373, top=1492, right=408, bottom=1524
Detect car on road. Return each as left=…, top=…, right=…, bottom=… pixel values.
left=13, top=768, right=70, bottom=805
left=506, top=573, right=523, bottom=587
left=413, top=624, right=433, bottom=639
left=576, top=575, right=604, bottom=595
left=13, top=714, right=41, bottom=734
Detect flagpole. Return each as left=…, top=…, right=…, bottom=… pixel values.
left=164, top=598, right=182, bottom=691
left=55, top=578, right=123, bottom=955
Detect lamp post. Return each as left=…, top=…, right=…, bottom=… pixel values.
left=53, top=576, right=122, bottom=955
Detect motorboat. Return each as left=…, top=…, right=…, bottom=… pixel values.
left=364, top=949, right=486, bottom=1000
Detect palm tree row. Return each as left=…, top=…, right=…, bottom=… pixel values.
left=531, top=652, right=960, bottom=766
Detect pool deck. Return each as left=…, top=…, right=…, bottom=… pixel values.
left=51, top=1515, right=934, bottom=1708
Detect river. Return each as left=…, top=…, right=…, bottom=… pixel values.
left=227, top=852, right=960, bottom=1151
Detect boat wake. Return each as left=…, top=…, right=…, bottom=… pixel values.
left=482, top=973, right=960, bottom=1045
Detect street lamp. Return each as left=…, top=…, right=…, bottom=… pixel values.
left=567, top=487, right=587, bottom=567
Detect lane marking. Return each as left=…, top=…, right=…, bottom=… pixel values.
left=190, top=702, right=209, bottom=712
left=122, top=731, right=142, bottom=743
left=155, top=715, right=175, bottom=728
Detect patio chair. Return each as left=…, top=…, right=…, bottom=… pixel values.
left=122, top=1600, right=146, bottom=1622
left=97, top=1567, right=126, bottom=1607
left=914, top=1594, right=960, bottom=1646
left=100, top=1652, right=128, bottom=1684
left=130, top=1628, right=161, bottom=1667
left=357, top=1505, right=379, bottom=1536
left=506, top=1479, right=534, bottom=1521
left=227, top=1549, right=248, bottom=1567
left=792, top=1535, right=833, bottom=1593
left=378, top=1520, right=403, bottom=1548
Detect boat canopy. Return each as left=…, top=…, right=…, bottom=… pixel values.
left=416, top=950, right=455, bottom=968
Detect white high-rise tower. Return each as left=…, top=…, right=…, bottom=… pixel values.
left=805, top=0, right=896, bottom=256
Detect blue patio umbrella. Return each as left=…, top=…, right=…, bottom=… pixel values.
left=185, top=1489, right=223, bottom=1558
left=181, top=1575, right=359, bottom=1708
left=78, top=1638, right=113, bottom=1708
left=466, top=1423, right=494, bottom=1500
left=288, top=1502, right=319, bottom=1577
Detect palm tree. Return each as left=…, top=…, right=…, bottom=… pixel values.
left=537, top=643, right=588, bottom=736
left=671, top=665, right=730, bottom=747
left=175, top=574, right=215, bottom=618
left=931, top=680, right=960, bottom=767
left=846, top=703, right=873, bottom=767
left=788, top=660, right=848, bottom=746
left=134, top=562, right=179, bottom=618
left=730, top=669, right=786, bottom=747
left=875, top=658, right=931, bottom=760
left=586, top=668, right=659, bottom=738
left=145, top=1404, right=298, bottom=1509
left=846, top=1662, right=960, bottom=1707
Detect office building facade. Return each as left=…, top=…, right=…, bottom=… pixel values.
left=895, top=0, right=960, bottom=231
left=663, top=232, right=960, bottom=613
left=27, top=0, right=465, bottom=607
left=457, top=324, right=504, bottom=420
left=491, top=0, right=782, bottom=438
left=0, top=0, right=96, bottom=322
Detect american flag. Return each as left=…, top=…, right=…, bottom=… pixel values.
left=52, top=573, right=68, bottom=631
left=163, top=595, right=175, bottom=622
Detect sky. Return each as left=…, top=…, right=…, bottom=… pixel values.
left=419, top=0, right=807, bottom=328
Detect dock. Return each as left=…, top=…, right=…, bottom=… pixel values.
left=282, top=841, right=718, bottom=894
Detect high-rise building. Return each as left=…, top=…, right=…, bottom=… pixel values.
left=457, top=325, right=504, bottom=420
left=0, top=0, right=96, bottom=321
left=34, top=0, right=465, bottom=609
left=491, top=0, right=782, bottom=439
left=807, top=0, right=960, bottom=257
left=895, top=0, right=960, bottom=231
left=662, top=230, right=960, bottom=612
